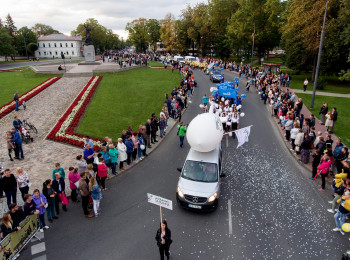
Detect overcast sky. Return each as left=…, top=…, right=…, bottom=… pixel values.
left=1, top=0, right=206, bottom=39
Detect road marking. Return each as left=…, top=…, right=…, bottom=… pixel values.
left=228, top=199, right=232, bottom=236
left=32, top=255, right=47, bottom=260
left=31, top=242, right=46, bottom=255
left=226, top=134, right=229, bottom=148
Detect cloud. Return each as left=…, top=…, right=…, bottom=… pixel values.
left=1, top=0, right=205, bottom=39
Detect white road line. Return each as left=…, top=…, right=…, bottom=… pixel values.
left=226, top=134, right=229, bottom=148
left=32, top=254, right=47, bottom=260
left=228, top=199, right=232, bottom=236
left=31, top=242, right=46, bottom=255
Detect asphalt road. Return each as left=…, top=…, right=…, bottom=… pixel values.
left=21, top=69, right=349, bottom=260
left=0, top=58, right=81, bottom=70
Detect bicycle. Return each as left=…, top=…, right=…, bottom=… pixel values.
left=23, top=119, right=38, bottom=134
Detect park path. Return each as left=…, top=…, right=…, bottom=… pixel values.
left=0, top=77, right=90, bottom=213
left=291, top=88, right=350, bottom=97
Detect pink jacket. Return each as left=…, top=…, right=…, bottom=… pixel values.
left=317, top=160, right=332, bottom=174
left=68, top=172, right=80, bottom=190
left=97, top=163, right=108, bottom=178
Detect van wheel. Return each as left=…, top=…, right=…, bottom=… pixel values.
left=213, top=199, right=219, bottom=209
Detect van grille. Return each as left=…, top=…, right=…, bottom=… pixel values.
left=184, top=194, right=207, bottom=203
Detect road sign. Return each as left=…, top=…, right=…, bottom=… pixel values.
left=147, top=193, right=173, bottom=210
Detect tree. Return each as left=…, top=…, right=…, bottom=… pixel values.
left=15, top=26, right=37, bottom=56
left=72, top=18, right=120, bottom=52
left=32, top=23, right=60, bottom=36
left=27, top=42, right=38, bottom=55
left=5, top=13, right=17, bottom=37
left=0, top=27, right=15, bottom=58
left=125, top=18, right=149, bottom=52
left=146, top=19, right=161, bottom=53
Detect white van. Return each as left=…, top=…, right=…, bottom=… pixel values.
left=176, top=145, right=224, bottom=211
left=185, top=56, right=196, bottom=63
left=174, top=55, right=185, bottom=64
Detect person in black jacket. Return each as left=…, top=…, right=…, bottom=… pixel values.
left=52, top=173, right=67, bottom=214
left=310, top=149, right=321, bottom=179
left=1, top=213, right=21, bottom=239
left=9, top=203, right=25, bottom=227
left=1, top=169, right=17, bottom=208
left=155, top=220, right=172, bottom=260
left=145, top=119, right=152, bottom=148
left=150, top=114, right=159, bottom=143
left=23, top=194, right=40, bottom=216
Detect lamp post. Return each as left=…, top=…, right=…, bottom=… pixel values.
left=250, top=23, right=255, bottom=70
left=310, top=0, right=329, bottom=109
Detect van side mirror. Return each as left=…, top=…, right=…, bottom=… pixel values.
left=220, top=173, right=226, bottom=178
left=177, top=167, right=182, bottom=172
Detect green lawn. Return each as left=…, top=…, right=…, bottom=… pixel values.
left=77, top=67, right=182, bottom=140
left=297, top=93, right=350, bottom=146
left=149, top=61, right=165, bottom=67
left=289, top=73, right=350, bottom=94
left=0, top=69, right=59, bottom=107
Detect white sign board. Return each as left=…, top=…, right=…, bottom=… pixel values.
left=147, top=193, right=173, bottom=210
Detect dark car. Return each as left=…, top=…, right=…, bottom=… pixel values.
left=209, top=70, right=224, bottom=83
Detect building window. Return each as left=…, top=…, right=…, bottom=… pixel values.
left=55, top=51, right=57, bottom=55
left=43, top=43, right=45, bottom=47
left=72, top=51, right=74, bottom=55
left=55, top=43, right=57, bottom=47
left=44, top=51, right=46, bottom=55
left=66, top=43, right=68, bottom=47
left=49, top=43, right=51, bottom=47
left=60, top=43, right=62, bottom=47
left=39, top=52, right=41, bottom=55
left=50, top=51, right=52, bottom=55
left=71, top=43, right=73, bottom=47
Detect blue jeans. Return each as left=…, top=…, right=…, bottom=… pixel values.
left=39, top=213, right=46, bottom=228
left=138, top=148, right=142, bottom=158
left=5, top=188, right=17, bottom=207
left=160, top=128, right=164, bottom=137
left=47, top=199, right=56, bottom=220
left=15, top=143, right=24, bottom=159
left=334, top=211, right=348, bottom=229
left=111, top=162, right=117, bottom=175
left=15, top=100, right=19, bottom=111
left=179, top=136, right=184, bottom=147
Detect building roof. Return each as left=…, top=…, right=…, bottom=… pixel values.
left=38, top=34, right=82, bottom=41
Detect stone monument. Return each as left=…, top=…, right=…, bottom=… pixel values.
left=79, top=24, right=100, bottom=65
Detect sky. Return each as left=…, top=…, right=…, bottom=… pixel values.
left=1, top=0, right=206, bottom=40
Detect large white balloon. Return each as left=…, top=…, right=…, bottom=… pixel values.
left=186, top=113, right=223, bottom=152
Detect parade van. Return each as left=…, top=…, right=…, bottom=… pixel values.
left=176, top=144, right=224, bottom=211
left=174, top=55, right=185, bottom=64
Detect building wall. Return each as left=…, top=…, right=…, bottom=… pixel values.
left=35, top=41, right=83, bottom=58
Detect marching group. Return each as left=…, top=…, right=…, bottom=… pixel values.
left=252, top=70, right=350, bottom=236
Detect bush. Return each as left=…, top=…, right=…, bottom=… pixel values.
left=316, top=77, right=327, bottom=90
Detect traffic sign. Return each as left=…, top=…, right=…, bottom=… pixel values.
left=147, top=193, right=173, bottom=210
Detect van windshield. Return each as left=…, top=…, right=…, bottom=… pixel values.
left=181, top=160, right=218, bottom=183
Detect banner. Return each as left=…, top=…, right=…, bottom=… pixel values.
left=218, top=89, right=237, bottom=99
left=235, top=126, right=252, bottom=148
left=0, top=214, right=39, bottom=260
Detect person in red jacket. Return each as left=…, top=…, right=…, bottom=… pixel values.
left=317, top=155, right=332, bottom=191
left=97, top=157, right=108, bottom=191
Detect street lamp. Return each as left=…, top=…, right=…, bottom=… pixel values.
left=310, top=0, right=329, bottom=109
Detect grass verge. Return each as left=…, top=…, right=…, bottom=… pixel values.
left=149, top=61, right=165, bottom=67
left=0, top=69, right=59, bottom=107
left=297, top=93, right=350, bottom=146
left=77, top=67, right=182, bottom=140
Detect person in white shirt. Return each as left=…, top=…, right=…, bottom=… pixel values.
left=303, top=78, right=309, bottom=91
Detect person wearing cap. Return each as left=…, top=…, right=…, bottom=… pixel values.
left=333, top=191, right=350, bottom=235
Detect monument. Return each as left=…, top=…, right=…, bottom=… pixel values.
left=79, top=24, right=100, bottom=65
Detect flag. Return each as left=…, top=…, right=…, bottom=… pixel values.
left=208, top=62, right=215, bottom=69
left=235, top=126, right=252, bottom=148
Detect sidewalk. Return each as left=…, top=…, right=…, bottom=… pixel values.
left=291, top=89, right=350, bottom=98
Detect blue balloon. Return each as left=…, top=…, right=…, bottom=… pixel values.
left=221, top=68, right=224, bottom=71
left=241, top=94, right=247, bottom=98
left=210, top=68, right=214, bottom=71
left=240, top=78, right=243, bottom=80
left=215, top=63, right=218, bottom=66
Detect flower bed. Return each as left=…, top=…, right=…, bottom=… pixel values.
left=46, top=76, right=103, bottom=150
left=0, top=77, right=61, bottom=119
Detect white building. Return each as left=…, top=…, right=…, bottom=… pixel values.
left=35, top=34, right=83, bottom=59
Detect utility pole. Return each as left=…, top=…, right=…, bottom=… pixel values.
left=310, top=0, right=328, bottom=109
left=250, top=23, right=255, bottom=70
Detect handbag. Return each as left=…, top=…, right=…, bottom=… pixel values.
left=41, top=197, right=48, bottom=208
left=59, top=192, right=69, bottom=206
left=295, top=146, right=300, bottom=152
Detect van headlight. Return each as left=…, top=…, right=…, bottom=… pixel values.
left=177, top=187, right=184, bottom=198
left=208, top=193, right=217, bottom=202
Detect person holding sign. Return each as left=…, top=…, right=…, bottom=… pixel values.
left=155, top=220, right=172, bottom=260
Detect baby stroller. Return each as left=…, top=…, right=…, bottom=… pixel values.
left=19, top=125, right=33, bottom=143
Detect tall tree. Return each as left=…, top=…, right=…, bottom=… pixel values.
left=32, top=23, right=60, bottom=36
left=5, top=13, right=17, bottom=37
left=146, top=19, right=161, bottom=53
left=15, top=26, right=37, bottom=56
left=160, top=13, right=178, bottom=53
left=125, top=18, right=149, bottom=52
left=0, top=27, right=15, bottom=59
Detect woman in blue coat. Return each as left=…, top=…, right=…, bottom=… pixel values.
left=32, top=189, right=49, bottom=232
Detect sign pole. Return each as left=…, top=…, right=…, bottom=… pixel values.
left=160, top=206, right=163, bottom=224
